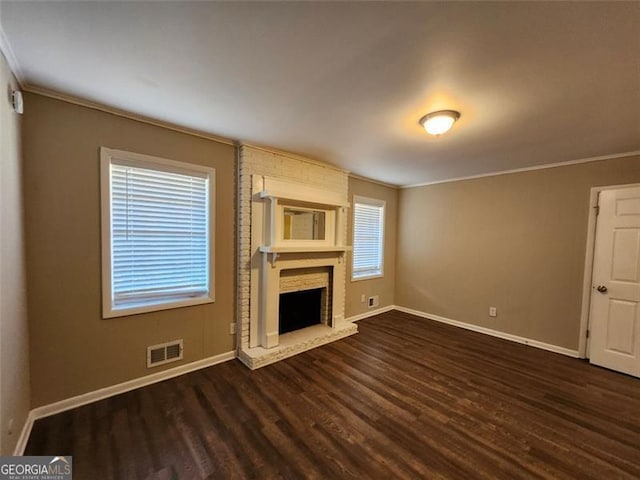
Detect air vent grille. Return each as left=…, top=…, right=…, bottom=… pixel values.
left=147, top=340, right=183, bottom=368
left=150, top=348, right=165, bottom=365
left=166, top=343, right=181, bottom=360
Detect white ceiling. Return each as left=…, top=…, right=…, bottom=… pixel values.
left=1, top=1, right=639, bottom=186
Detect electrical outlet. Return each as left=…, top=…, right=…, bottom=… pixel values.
left=368, top=295, right=379, bottom=308
left=229, top=323, right=236, bottom=335
left=489, top=307, right=497, bottom=317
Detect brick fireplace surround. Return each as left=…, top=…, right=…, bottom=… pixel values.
left=237, top=145, right=357, bottom=368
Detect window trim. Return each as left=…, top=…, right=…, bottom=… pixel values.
left=351, top=195, right=385, bottom=282
left=100, top=147, right=215, bottom=318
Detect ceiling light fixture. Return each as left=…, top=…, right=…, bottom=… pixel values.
left=419, top=110, right=460, bottom=136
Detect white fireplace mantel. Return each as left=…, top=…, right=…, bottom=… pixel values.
left=259, top=245, right=349, bottom=253
left=259, top=245, right=351, bottom=267
left=252, top=174, right=350, bottom=349
left=256, top=176, right=349, bottom=254
left=237, top=147, right=357, bottom=370
left=257, top=176, right=350, bottom=207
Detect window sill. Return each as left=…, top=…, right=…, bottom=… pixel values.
left=103, top=296, right=214, bottom=319
left=351, top=273, right=384, bottom=282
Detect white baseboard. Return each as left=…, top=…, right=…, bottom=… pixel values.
left=13, top=411, right=36, bottom=456
left=393, top=306, right=579, bottom=358
left=13, top=350, right=236, bottom=455
left=346, top=304, right=395, bottom=323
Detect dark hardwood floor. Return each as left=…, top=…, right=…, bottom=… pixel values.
left=26, top=311, right=640, bottom=479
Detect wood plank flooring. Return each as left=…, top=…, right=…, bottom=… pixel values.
left=25, top=311, right=640, bottom=479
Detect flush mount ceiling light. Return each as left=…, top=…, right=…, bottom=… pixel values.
left=419, top=110, right=461, bottom=136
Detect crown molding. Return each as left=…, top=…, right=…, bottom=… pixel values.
left=402, top=150, right=640, bottom=189
left=0, top=16, right=25, bottom=86
left=349, top=172, right=399, bottom=189
left=23, top=84, right=236, bottom=147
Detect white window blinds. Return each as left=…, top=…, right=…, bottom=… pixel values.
left=101, top=148, right=214, bottom=318
left=352, top=197, right=385, bottom=279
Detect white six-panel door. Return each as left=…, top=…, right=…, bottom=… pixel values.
left=589, top=187, right=640, bottom=377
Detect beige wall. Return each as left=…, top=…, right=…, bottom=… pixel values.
left=23, top=93, right=236, bottom=407
left=346, top=176, right=398, bottom=318
left=396, top=155, right=640, bottom=350
left=0, top=52, right=30, bottom=454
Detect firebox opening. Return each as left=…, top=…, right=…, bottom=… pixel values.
left=279, top=288, right=323, bottom=334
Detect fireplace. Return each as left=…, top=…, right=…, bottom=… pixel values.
left=279, top=288, right=323, bottom=334
left=237, top=146, right=358, bottom=369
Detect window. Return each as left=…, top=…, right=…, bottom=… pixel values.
left=101, top=148, right=215, bottom=318
left=352, top=196, right=385, bottom=280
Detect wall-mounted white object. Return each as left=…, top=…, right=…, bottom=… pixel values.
left=11, top=90, right=23, bottom=114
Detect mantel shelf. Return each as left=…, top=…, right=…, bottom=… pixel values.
left=260, top=246, right=350, bottom=254
left=256, top=176, right=349, bottom=207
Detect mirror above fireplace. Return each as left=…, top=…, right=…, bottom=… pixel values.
left=283, top=207, right=326, bottom=241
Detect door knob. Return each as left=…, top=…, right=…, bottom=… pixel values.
left=596, top=285, right=608, bottom=293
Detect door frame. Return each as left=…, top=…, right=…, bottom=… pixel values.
left=579, top=182, right=640, bottom=358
